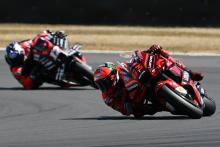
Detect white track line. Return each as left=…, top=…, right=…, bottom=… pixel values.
left=1, top=48, right=220, bottom=56
left=83, top=50, right=220, bottom=56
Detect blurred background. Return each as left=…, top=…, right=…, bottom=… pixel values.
left=0, top=0, right=220, bottom=52
left=0, top=0, right=219, bottom=26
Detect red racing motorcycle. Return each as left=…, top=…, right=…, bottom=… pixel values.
left=130, top=51, right=216, bottom=119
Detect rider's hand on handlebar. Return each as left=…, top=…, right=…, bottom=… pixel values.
left=148, top=44, right=163, bottom=54
left=54, top=31, right=66, bottom=38
left=148, top=44, right=169, bottom=58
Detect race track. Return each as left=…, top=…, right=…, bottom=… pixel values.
left=0, top=51, right=219, bottom=147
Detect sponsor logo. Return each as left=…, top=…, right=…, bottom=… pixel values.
left=151, top=68, right=157, bottom=73
left=148, top=55, right=154, bottom=68
left=183, top=71, right=190, bottom=82
left=175, top=86, right=187, bottom=96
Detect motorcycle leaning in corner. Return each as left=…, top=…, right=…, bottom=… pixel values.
left=5, top=35, right=98, bottom=89
left=28, top=39, right=98, bottom=89
left=127, top=48, right=216, bottom=118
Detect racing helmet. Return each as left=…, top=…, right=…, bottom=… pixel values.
left=5, top=42, right=25, bottom=66
left=94, top=62, right=119, bottom=92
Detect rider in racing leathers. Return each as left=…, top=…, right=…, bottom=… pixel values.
left=94, top=62, right=163, bottom=118
left=94, top=44, right=203, bottom=118
left=5, top=30, right=77, bottom=89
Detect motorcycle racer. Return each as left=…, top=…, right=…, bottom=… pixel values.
left=94, top=62, right=163, bottom=118
left=5, top=41, right=40, bottom=89
left=94, top=44, right=204, bottom=118
left=5, top=31, right=80, bottom=89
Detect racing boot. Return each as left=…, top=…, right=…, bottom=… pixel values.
left=133, top=103, right=163, bottom=118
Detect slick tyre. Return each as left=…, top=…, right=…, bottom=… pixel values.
left=73, top=61, right=98, bottom=89
left=203, top=96, right=216, bottom=116
left=158, top=85, right=203, bottom=119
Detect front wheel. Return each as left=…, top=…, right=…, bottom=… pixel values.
left=71, top=61, right=98, bottom=89
left=203, top=96, right=216, bottom=116
left=158, top=85, right=203, bottom=119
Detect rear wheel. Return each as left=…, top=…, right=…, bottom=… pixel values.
left=158, top=85, right=203, bottom=119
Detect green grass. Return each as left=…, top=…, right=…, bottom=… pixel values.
left=0, top=23, right=220, bottom=53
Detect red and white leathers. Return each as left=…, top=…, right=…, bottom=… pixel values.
left=8, top=31, right=55, bottom=89
left=8, top=34, right=74, bottom=89
left=100, top=61, right=158, bottom=116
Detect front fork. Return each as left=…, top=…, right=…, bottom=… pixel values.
left=154, top=74, right=205, bottom=113
left=194, top=82, right=206, bottom=108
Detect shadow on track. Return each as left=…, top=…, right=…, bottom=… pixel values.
left=61, top=115, right=190, bottom=120
left=0, top=87, right=97, bottom=91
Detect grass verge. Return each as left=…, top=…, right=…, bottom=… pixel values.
left=0, top=23, right=220, bottom=53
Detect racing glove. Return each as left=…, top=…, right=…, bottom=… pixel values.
left=148, top=44, right=169, bottom=58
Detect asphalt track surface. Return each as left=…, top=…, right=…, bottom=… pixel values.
left=0, top=51, right=219, bottom=147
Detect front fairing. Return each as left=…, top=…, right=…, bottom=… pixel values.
left=155, top=70, right=204, bottom=108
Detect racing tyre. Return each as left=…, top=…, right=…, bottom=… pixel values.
left=73, top=61, right=98, bottom=89
left=203, top=96, right=216, bottom=116
left=158, top=85, right=203, bottom=119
